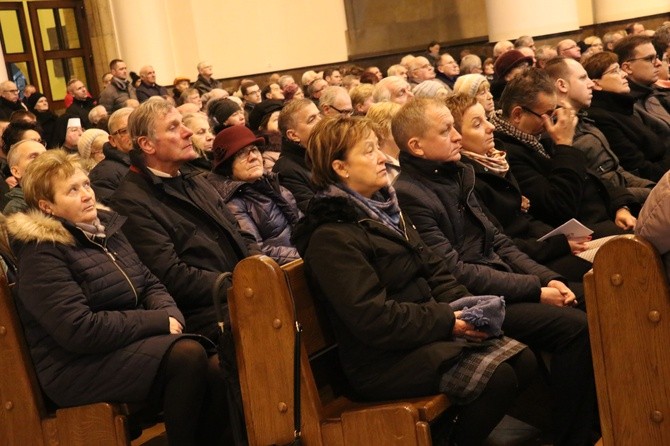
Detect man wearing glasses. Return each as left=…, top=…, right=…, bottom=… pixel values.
left=89, top=107, right=134, bottom=204
left=318, top=86, right=354, bottom=117
left=490, top=68, right=638, bottom=238
left=557, top=39, right=582, bottom=61
left=615, top=35, right=670, bottom=136
left=0, top=81, right=28, bottom=120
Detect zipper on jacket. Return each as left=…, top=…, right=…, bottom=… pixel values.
left=89, top=238, right=139, bottom=306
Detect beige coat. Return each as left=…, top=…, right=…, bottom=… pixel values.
left=636, top=170, right=670, bottom=278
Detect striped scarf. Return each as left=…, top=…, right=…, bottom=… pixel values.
left=489, top=110, right=550, bottom=160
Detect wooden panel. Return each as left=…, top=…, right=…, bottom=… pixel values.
left=586, top=236, right=670, bottom=445
left=343, top=0, right=487, bottom=57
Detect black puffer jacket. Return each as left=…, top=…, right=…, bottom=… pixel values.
left=208, top=172, right=301, bottom=265
left=395, top=155, right=561, bottom=303
left=7, top=209, right=186, bottom=407
left=293, top=192, right=471, bottom=400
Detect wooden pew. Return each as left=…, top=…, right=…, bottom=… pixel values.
left=0, top=270, right=164, bottom=446
left=229, top=255, right=450, bottom=446
left=584, top=235, right=670, bottom=445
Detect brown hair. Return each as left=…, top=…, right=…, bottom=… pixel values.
left=444, top=94, right=478, bottom=132
left=306, top=115, right=378, bottom=190
left=278, top=98, right=313, bottom=137
left=614, top=35, right=652, bottom=63
left=582, top=52, right=619, bottom=80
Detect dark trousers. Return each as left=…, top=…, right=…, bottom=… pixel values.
left=503, top=303, right=596, bottom=446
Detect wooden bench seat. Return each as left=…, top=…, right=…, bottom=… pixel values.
left=584, top=235, right=670, bottom=445
left=229, top=255, right=450, bottom=446
left=0, top=271, right=164, bottom=446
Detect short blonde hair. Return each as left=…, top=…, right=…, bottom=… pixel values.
left=366, top=102, right=402, bottom=142
left=391, top=98, right=444, bottom=152
left=349, top=84, right=374, bottom=110
left=306, top=115, right=379, bottom=190
left=22, top=149, right=84, bottom=208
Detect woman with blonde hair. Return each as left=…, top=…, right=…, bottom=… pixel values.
left=365, top=101, right=402, bottom=181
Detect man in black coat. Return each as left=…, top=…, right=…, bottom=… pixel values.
left=0, top=81, right=27, bottom=120
left=135, top=65, right=169, bottom=103
left=272, top=98, right=322, bottom=212
left=491, top=68, right=638, bottom=238
left=392, top=98, right=597, bottom=446
left=110, top=97, right=256, bottom=340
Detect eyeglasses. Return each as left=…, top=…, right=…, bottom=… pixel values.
left=245, top=89, right=261, bottom=96
left=112, top=127, right=129, bottom=136
left=626, top=54, right=659, bottom=64
left=235, top=145, right=261, bottom=160
left=521, top=105, right=560, bottom=121
left=603, top=65, right=623, bottom=76
left=330, top=105, right=354, bottom=116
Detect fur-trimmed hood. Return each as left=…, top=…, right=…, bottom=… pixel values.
left=6, top=206, right=120, bottom=246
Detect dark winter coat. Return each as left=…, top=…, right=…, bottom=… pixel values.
left=65, top=97, right=97, bottom=129
left=89, top=144, right=131, bottom=205
left=459, top=156, right=572, bottom=263
left=135, top=82, right=168, bottom=103
left=572, top=118, right=654, bottom=204
left=272, top=138, right=316, bottom=212
left=395, top=154, right=561, bottom=303
left=208, top=172, right=301, bottom=265
left=110, top=151, right=255, bottom=339
left=0, top=97, right=25, bottom=120
left=585, top=89, right=670, bottom=182
left=494, top=129, right=638, bottom=237
left=98, top=77, right=137, bottom=113
left=7, top=209, right=186, bottom=407
left=293, top=193, right=471, bottom=400
left=34, top=110, right=58, bottom=148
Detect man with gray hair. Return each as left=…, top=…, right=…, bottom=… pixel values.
left=373, top=76, right=415, bottom=104
left=110, top=97, right=254, bottom=339
left=193, top=61, right=222, bottom=94
left=408, top=56, right=436, bottom=86
left=3, top=139, right=45, bottom=215
left=135, top=65, right=169, bottom=103
left=89, top=107, right=134, bottom=203
left=535, top=45, right=558, bottom=69
left=514, top=35, right=536, bottom=51
left=318, top=86, right=353, bottom=117
left=493, top=40, right=514, bottom=58
left=0, top=81, right=27, bottom=120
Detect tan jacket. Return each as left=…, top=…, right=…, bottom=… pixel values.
left=636, top=171, right=670, bottom=278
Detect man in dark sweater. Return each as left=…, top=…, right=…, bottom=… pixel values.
left=0, top=81, right=27, bottom=120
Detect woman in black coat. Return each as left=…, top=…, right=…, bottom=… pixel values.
left=294, top=115, right=534, bottom=446
left=24, top=93, right=57, bottom=148
left=7, top=150, right=224, bottom=445
left=208, top=125, right=301, bottom=265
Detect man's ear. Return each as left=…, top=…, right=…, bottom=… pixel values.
left=406, top=136, right=424, bottom=157
left=136, top=135, right=154, bottom=155
left=286, top=128, right=300, bottom=143
left=510, top=105, right=524, bottom=126
left=555, top=78, right=569, bottom=94
left=620, top=60, right=634, bottom=75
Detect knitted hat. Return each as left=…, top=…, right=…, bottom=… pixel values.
left=209, top=99, right=242, bottom=130
left=211, top=125, right=265, bottom=172
left=493, top=50, right=534, bottom=78
left=77, top=128, right=108, bottom=159
left=247, top=100, right=284, bottom=131
left=24, top=93, right=46, bottom=111
left=453, top=74, right=488, bottom=98
left=412, top=80, right=449, bottom=98
left=173, top=76, right=191, bottom=86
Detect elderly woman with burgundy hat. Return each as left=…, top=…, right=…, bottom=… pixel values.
left=207, top=125, right=301, bottom=265
left=490, top=49, right=534, bottom=102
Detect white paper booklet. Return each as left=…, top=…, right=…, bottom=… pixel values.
left=537, top=218, right=593, bottom=242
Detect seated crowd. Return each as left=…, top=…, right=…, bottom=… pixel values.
left=3, top=20, right=670, bottom=446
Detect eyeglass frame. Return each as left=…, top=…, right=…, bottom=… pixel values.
left=520, top=105, right=561, bottom=123
left=329, top=105, right=354, bottom=116
left=625, top=54, right=659, bottom=64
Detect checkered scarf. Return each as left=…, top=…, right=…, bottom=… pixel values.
left=489, top=110, right=551, bottom=160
